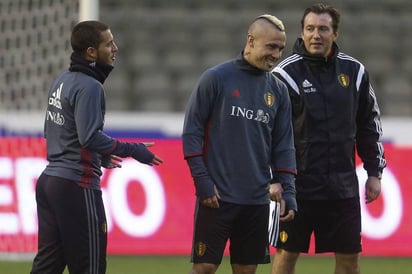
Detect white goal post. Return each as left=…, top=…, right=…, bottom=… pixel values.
left=79, top=0, right=99, bottom=21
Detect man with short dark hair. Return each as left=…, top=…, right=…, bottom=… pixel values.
left=270, top=4, right=386, bottom=274
left=30, top=20, right=163, bottom=274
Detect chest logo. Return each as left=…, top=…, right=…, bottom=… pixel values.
left=338, top=74, right=350, bottom=88
left=230, top=106, right=270, bottom=124
left=232, top=89, right=241, bottom=97
left=49, top=82, right=63, bottom=109
left=264, top=92, right=275, bottom=107
left=302, top=79, right=317, bottom=93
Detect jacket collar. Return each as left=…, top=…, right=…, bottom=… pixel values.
left=69, top=53, right=114, bottom=84
left=234, top=51, right=267, bottom=75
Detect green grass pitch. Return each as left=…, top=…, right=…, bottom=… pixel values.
left=1, top=255, right=411, bottom=273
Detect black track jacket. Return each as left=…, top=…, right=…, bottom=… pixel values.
left=273, top=39, right=386, bottom=200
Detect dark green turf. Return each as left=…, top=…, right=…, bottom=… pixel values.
left=0, top=255, right=410, bottom=273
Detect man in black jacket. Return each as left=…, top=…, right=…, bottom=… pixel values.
left=270, top=4, right=386, bottom=274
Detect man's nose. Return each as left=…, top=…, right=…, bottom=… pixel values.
left=272, top=49, right=281, bottom=59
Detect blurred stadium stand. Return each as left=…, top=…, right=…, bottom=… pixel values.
left=0, top=0, right=78, bottom=111
left=0, top=0, right=411, bottom=116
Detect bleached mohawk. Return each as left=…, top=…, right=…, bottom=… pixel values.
left=255, top=14, right=285, bottom=32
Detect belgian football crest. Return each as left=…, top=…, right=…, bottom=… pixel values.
left=195, top=241, right=206, bottom=256
left=264, top=92, right=275, bottom=107
left=338, top=74, right=350, bottom=87
left=279, top=230, right=288, bottom=243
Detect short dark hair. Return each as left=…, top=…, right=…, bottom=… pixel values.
left=70, top=20, right=109, bottom=56
left=301, top=3, right=340, bottom=33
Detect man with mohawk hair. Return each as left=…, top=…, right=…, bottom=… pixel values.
left=182, top=14, right=296, bottom=274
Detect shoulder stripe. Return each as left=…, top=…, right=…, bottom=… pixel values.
left=337, top=52, right=359, bottom=62
left=273, top=67, right=300, bottom=95
left=277, top=54, right=302, bottom=68
left=272, top=54, right=302, bottom=94
left=356, top=65, right=365, bottom=91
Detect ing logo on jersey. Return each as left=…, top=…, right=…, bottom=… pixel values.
left=230, top=106, right=270, bottom=124
left=338, top=74, right=350, bottom=88
left=264, top=92, right=275, bottom=107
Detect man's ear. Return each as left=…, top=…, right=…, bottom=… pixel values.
left=247, top=34, right=255, bottom=48
left=86, top=46, right=97, bottom=61
left=333, top=31, right=339, bottom=42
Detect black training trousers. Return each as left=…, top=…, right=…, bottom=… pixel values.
left=31, top=173, right=107, bottom=274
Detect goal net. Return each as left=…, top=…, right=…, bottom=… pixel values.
left=0, top=0, right=80, bottom=258
left=0, top=0, right=79, bottom=112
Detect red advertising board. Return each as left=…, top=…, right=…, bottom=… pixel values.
left=0, top=138, right=411, bottom=256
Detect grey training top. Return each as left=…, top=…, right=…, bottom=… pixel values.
left=182, top=54, right=297, bottom=206
left=43, top=70, right=116, bottom=189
